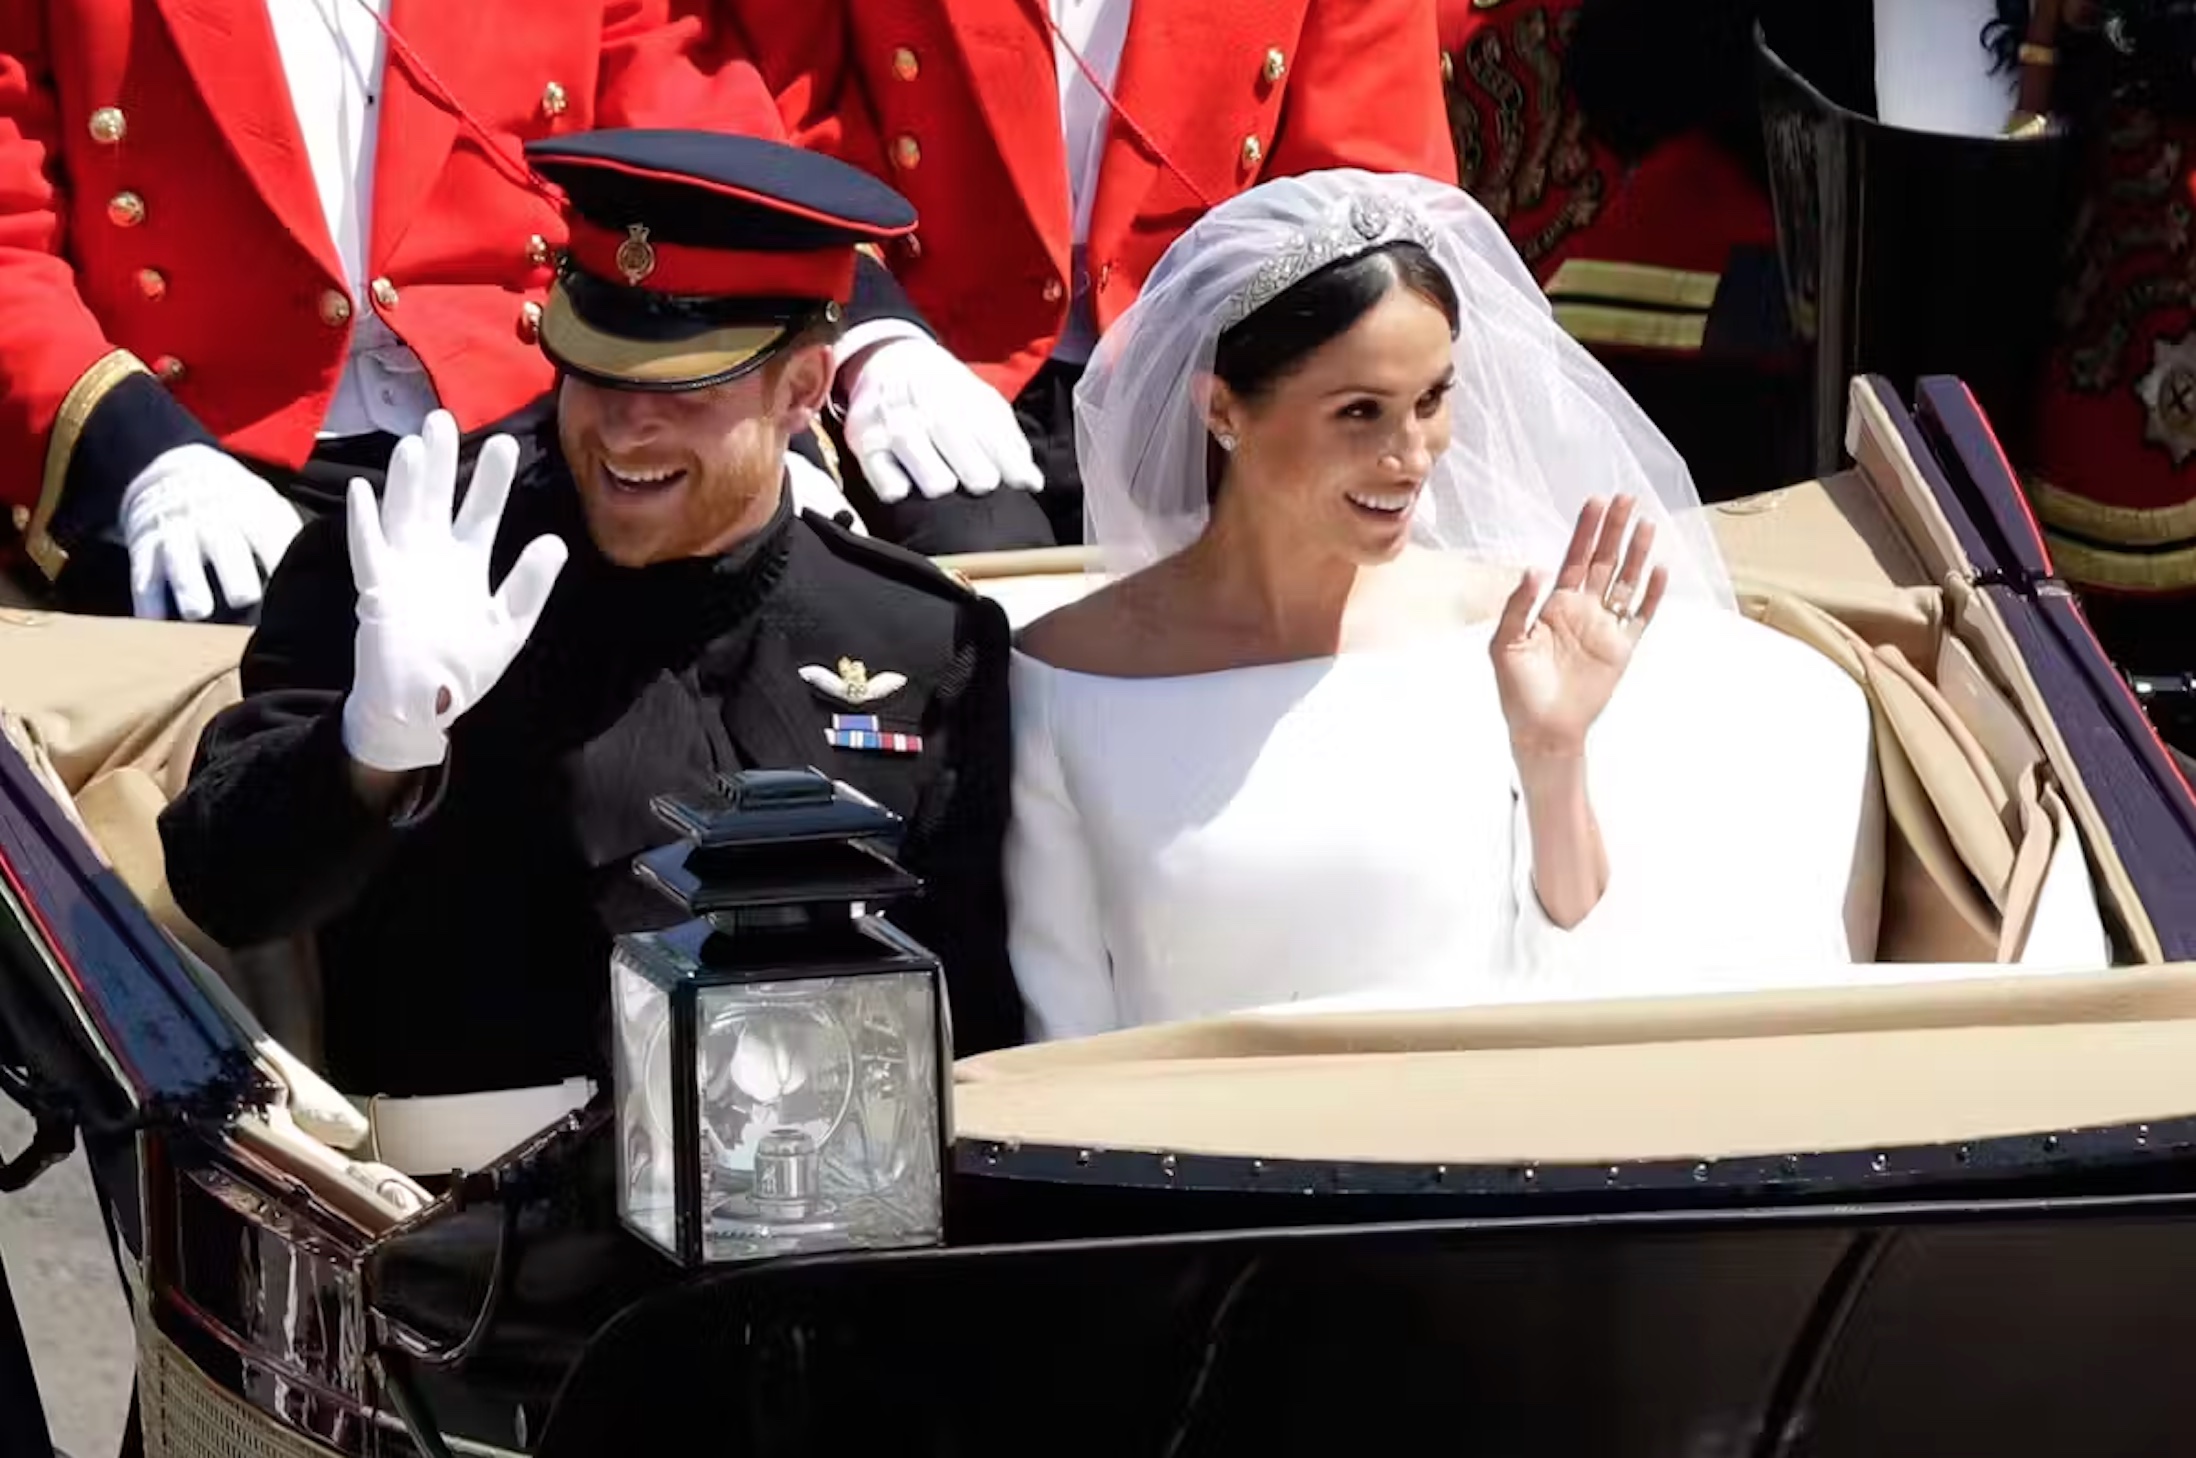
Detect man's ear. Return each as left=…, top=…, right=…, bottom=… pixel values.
left=777, top=341, right=836, bottom=433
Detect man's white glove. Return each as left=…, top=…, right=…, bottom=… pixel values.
left=120, top=443, right=305, bottom=620
left=840, top=336, right=1043, bottom=503
left=340, top=411, right=568, bottom=773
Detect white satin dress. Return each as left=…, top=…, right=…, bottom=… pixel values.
left=1004, top=602, right=1884, bottom=1041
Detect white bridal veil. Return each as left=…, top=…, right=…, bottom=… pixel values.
left=1072, top=168, right=1737, bottom=610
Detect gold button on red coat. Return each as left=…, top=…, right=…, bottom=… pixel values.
left=1239, top=135, right=1263, bottom=168
left=1097, top=261, right=1115, bottom=291
left=107, top=191, right=145, bottom=228
left=1262, top=48, right=1287, bottom=84
left=892, top=47, right=920, bottom=81
left=541, top=82, right=568, bottom=117
left=1042, top=278, right=1065, bottom=304
left=87, top=107, right=126, bottom=145
left=136, top=268, right=166, bottom=301
left=370, top=277, right=399, bottom=310
left=526, top=234, right=552, bottom=268
left=893, top=134, right=921, bottom=170
left=319, top=289, right=352, bottom=326
left=152, top=355, right=185, bottom=383
left=519, top=300, right=543, bottom=342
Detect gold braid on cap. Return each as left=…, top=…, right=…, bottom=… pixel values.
left=1217, top=195, right=1442, bottom=331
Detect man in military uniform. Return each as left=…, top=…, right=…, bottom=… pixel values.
left=157, top=130, right=1019, bottom=1175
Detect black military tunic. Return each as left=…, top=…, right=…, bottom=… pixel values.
left=158, top=450, right=1019, bottom=1098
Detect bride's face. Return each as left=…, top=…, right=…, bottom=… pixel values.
left=1214, top=287, right=1457, bottom=565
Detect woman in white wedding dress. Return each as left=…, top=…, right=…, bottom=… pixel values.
left=1004, top=170, right=1882, bottom=1042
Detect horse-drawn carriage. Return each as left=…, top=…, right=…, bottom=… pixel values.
left=3, top=368, right=2196, bottom=1456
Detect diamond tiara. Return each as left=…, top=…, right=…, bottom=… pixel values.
left=1215, top=195, right=1442, bottom=332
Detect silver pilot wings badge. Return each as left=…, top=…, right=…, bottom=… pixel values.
left=799, top=657, right=908, bottom=706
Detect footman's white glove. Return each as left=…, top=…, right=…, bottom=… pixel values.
left=120, top=444, right=304, bottom=620
left=841, top=336, right=1042, bottom=503
left=340, top=411, right=568, bottom=773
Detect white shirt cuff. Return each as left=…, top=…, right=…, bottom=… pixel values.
left=831, top=319, right=930, bottom=383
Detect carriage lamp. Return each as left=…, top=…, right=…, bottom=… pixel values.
left=609, top=768, right=948, bottom=1267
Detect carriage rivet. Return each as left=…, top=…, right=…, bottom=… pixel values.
left=1870, top=1153, right=1889, bottom=1173
left=1692, top=1162, right=1711, bottom=1182
left=1075, top=1149, right=1091, bottom=1167
left=1160, top=1154, right=1178, bottom=1178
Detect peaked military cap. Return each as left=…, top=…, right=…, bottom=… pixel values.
left=525, top=129, right=918, bottom=392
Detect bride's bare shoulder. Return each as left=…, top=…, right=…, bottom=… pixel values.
left=1015, top=570, right=1182, bottom=675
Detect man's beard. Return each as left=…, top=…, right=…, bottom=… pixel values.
left=571, top=440, right=783, bottom=568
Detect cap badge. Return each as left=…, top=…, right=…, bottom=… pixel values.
left=616, top=223, right=657, bottom=286
left=800, top=657, right=908, bottom=706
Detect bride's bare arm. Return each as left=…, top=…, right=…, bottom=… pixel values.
left=1515, top=752, right=1609, bottom=929
left=1491, top=497, right=1664, bottom=930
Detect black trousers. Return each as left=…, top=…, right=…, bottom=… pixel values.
left=836, top=359, right=1087, bottom=555
left=46, top=396, right=559, bottom=625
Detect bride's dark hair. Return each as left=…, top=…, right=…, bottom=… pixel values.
left=1213, top=241, right=1461, bottom=402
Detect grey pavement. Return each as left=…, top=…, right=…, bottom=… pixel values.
left=0, top=1100, right=133, bottom=1458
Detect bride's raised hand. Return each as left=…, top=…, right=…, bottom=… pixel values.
left=1491, top=494, right=1668, bottom=761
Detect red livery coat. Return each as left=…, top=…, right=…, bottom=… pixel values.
left=720, top=0, right=1457, bottom=403
left=2027, top=106, right=2196, bottom=596
left=0, top=0, right=781, bottom=524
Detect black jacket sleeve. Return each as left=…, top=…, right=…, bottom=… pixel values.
left=844, top=252, right=932, bottom=338
left=156, top=512, right=421, bottom=948
left=47, top=375, right=217, bottom=552
left=890, top=592, right=1023, bottom=1057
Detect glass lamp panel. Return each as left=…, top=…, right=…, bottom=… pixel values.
left=694, top=971, right=941, bottom=1261
left=610, top=947, right=677, bottom=1256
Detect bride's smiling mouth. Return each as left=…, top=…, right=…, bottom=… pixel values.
left=1345, top=485, right=1419, bottom=518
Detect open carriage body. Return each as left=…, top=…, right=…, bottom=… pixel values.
left=0, top=371, right=2194, bottom=1455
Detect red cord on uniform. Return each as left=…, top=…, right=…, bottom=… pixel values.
left=346, top=0, right=569, bottom=211
left=1027, top=0, right=1216, bottom=211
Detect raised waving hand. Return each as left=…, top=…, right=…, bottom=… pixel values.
left=339, top=412, right=569, bottom=773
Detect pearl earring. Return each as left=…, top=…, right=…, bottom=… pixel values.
left=1216, top=432, right=1239, bottom=452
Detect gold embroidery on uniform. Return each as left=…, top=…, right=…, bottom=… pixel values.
left=1511, top=9, right=1564, bottom=212
left=29, top=349, right=151, bottom=580
left=2029, top=471, right=2196, bottom=546
left=2059, top=117, right=2190, bottom=396
left=1466, top=31, right=1527, bottom=219
left=1446, top=60, right=1486, bottom=193
left=1444, top=7, right=1603, bottom=265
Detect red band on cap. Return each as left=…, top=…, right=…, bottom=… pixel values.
left=566, top=217, right=858, bottom=302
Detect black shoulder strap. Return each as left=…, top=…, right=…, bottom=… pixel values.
left=798, top=510, right=980, bottom=601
